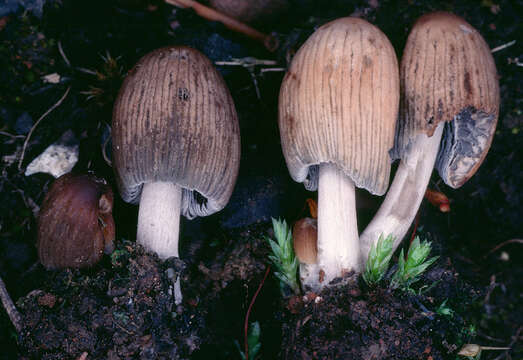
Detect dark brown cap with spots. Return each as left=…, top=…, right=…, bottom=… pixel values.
left=38, top=173, right=115, bottom=269
left=112, top=46, right=240, bottom=219
left=394, top=12, right=499, bottom=188
left=279, top=17, right=399, bottom=195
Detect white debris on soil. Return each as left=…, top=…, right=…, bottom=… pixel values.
left=25, top=130, right=79, bottom=178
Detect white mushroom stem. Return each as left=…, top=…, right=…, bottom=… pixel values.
left=360, top=121, right=445, bottom=262
left=137, top=181, right=183, bottom=304
left=303, top=162, right=360, bottom=290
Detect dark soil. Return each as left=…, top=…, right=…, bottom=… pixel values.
left=282, top=262, right=480, bottom=360
left=0, top=0, right=521, bottom=359
left=16, top=226, right=279, bottom=360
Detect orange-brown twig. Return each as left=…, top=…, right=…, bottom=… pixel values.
left=244, top=265, right=270, bottom=360
left=165, top=0, right=278, bottom=51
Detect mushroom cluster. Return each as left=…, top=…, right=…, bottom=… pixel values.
left=279, top=12, right=498, bottom=290
left=38, top=173, right=115, bottom=269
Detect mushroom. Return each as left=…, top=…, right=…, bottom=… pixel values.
left=360, top=12, right=499, bottom=260
left=292, top=217, right=317, bottom=265
left=208, top=0, right=288, bottom=24
left=38, top=173, right=115, bottom=269
left=112, top=47, right=240, bottom=284
left=279, top=17, right=399, bottom=289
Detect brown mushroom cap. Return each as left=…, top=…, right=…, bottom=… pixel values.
left=112, top=46, right=241, bottom=219
left=278, top=17, right=399, bottom=195
left=208, top=0, right=288, bottom=24
left=38, top=173, right=115, bottom=269
left=293, top=217, right=317, bottom=265
left=394, top=12, right=499, bottom=188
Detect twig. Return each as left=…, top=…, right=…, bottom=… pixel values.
left=260, top=67, right=286, bottom=74
left=491, top=40, right=516, bottom=53
left=215, top=58, right=277, bottom=67
left=58, top=41, right=71, bottom=67
left=478, top=331, right=507, bottom=343
left=491, top=326, right=521, bottom=360
left=244, top=265, right=270, bottom=360
left=0, top=275, right=23, bottom=333
left=75, top=67, right=98, bottom=76
left=0, top=131, right=25, bottom=139
left=18, top=86, right=71, bottom=170
left=484, top=239, right=523, bottom=259
left=215, top=57, right=280, bottom=100
left=165, top=0, right=278, bottom=51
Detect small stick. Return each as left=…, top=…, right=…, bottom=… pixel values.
left=58, top=40, right=71, bottom=67
left=244, top=265, right=271, bottom=360
left=165, top=0, right=278, bottom=51
left=18, top=86, right=71, bottom=170
left=491, top=40, right=516, bottom=53
left=0, top=131, right=25, bottom=139
left=0, top=275, right=23, bottom=333
left=483, top=238, right=523, bottom=259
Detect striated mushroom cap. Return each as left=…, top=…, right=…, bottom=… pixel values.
left=38, top=173, right=115, bottom=269
left=279, top=17, right=399, bottom=195
left=112, top=46, right=241, bottom=219
left=208, top=0, right=288, bottom=24
left=394, top=12, right=499, bottom=188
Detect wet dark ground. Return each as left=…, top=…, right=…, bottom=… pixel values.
left=0, top=0, right=521, bottom=359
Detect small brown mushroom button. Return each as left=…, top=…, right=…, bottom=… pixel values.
left=293, top=217, right=317, bottom=265
left=279, top=17, right=399, bottom=289
left=112, top=46, right=240, bottom=264
left=38, top=173, right=115, bottom=269
left=360, top=12, right=499, bottom=261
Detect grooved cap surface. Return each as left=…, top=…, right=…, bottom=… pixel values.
left=394, top=12, right=500, bottom=187
left=112, top=46, right=240, bottom=218
left=278, top=17, right=399, bottom=195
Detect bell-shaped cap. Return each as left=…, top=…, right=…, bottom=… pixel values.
left=279, top=17, right=399, bottom=195
left=394, top=12, right=499, bottom=188
left=112, top=46, right=241, bottom=219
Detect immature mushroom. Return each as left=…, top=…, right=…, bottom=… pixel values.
left=112, top=47, right=240, bottom=267
left=38, top=173, right=115, bottom=269
left=293, top=217, right=317, bottom=265
left=279, top=18, right=399, bottom=289
left=360, top=12, right=499, bottom=260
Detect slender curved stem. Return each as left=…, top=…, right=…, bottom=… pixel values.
left=360, top=122, right=445, bottom=262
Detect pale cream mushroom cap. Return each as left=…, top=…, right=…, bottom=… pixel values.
left=278, top=17, right=399, bottom=195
